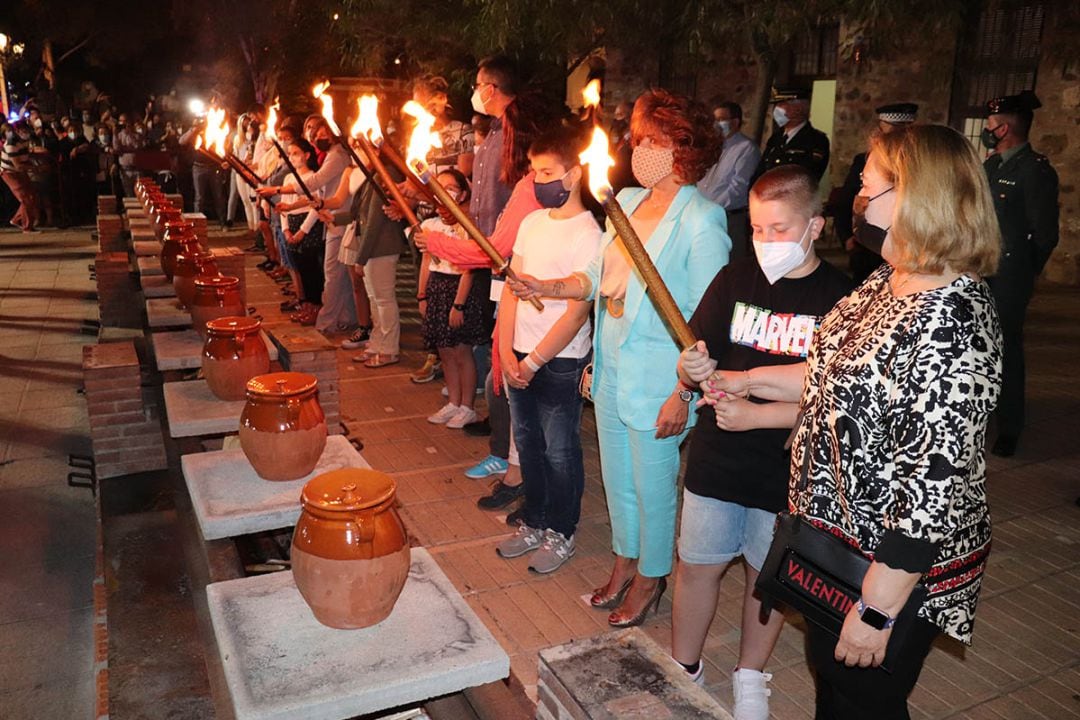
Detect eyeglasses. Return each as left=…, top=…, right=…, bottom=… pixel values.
left=471, top=81, right=495, bottom=92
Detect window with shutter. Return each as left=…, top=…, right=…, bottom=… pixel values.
left=950, top=2, right=1045, bottom=146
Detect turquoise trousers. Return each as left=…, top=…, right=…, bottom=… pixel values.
left=593, top=374, right=687, bottom=578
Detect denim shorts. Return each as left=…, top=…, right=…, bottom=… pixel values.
left=677, top=490, right=777, bottom=571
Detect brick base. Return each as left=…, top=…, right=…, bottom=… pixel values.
left=83, top=342, right=168, bottom=479
left=95, top=252, right=142, bottom=328
left=267, top=327, right=342, bottom=433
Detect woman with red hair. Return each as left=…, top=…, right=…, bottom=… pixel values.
left=509, top=88, right=731, bottom=625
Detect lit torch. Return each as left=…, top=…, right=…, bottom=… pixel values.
left=312, top=82, right=390, bottom=207
left=580, top=126, right=696, bottom=348
left=581, top=79, right=602, bottom=125
left=198, top=105, right=262, bottom=190
left=346, top=94, right=419, bottom=227
left=264, top=98, right=313, bottom=201
left=402, top=102, right=543, bottom=311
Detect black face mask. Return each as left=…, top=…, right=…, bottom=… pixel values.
left=850, top=187, right=893, bottom=255
left=533, top=175, right=571, bottom=209
left=314, top=138, right=332, bottom=153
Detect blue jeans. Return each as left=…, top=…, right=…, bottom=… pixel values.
left=507, top=353, right=589, bottom=538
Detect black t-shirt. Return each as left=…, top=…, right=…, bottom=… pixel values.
left=684, top=256, right=855, bottom=512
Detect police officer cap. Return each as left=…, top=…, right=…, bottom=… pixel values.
left=770, top=86, right=812, bottom=103
left=876, top=103, right=918, bottom=124
left=985, top=90, right=1041, bottom=116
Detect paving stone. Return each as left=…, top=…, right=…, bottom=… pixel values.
left=151, top=329, right=278, bottom=371
left=162, top=379, right=244, bottom=437
left=181, top=435, right=369, bottom=540
left=146, top=297, right=192, bottom=328
left=206, top=548, right=509, bottom=720
left=132, top=240, right=159, bottom=258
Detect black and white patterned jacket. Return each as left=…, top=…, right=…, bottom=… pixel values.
left=790, top=265, right=1003, bottom=644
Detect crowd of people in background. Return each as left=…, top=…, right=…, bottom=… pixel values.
left=0, top=56, right=1061, bottom=720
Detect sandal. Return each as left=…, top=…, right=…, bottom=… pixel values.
left=364, top=353, right=399, bottom=368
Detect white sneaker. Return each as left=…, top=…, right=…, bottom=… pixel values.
left=446, top=406, right=479, bottom=429
left=732, top=668, right=772, bottom=720
left=685, top=662, right=705, bottom=686
left=427, top=403, right=461, bottom=424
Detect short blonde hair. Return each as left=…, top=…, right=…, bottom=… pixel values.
left=879, top=125, right=1000, bottom=277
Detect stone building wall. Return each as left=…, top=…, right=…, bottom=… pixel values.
left=830, top=20, right=961, bottom=188
left=1031, top=7, right=1080, bottom=285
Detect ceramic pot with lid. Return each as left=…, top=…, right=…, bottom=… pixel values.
left=292, top=468, right=411, bottom=629
left=153, top=206, right=184, bottom=242
left=173, top=249, right=219, bottom=309
left=160, top=221, right=200, bottom=280
left=190, top=275, right=244, bottom=338
left=239, top=372, right=327, bottom=481
left=202, top=317, right=270, bottom=401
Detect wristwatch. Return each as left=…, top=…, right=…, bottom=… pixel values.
left=677, top=383, right=694, bottom=403
left=452, top=303, right=466, bottom=311
left=856, top=598, right=896, bottom=630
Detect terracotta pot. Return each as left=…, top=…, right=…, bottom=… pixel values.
left=173, top=250, right=219, bottom=309
left=239, top=372, right=327, bottom=481
left=202, top=316, right=270, bottom=401
left=292, top=468, right=411, bottom=629
left=143, top=190, right=165, bottom=213
left=190, top=275, right=245, bottom=338
left=153, top=206, right=184, bottom=242
left=160, top=221, right=200, bottom=280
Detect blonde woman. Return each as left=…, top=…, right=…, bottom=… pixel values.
left=701, top=125, right=1003, bottom=717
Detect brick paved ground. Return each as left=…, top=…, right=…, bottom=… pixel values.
left=238, top=249, right=1080, bottom=719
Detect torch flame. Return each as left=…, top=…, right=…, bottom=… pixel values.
left=580, top=126, right=615, bottom=201
left=349, top=95, right=383, bottom=144
left=201, top=104, right=230, bottom=157
left=312, top=81, right=341, bottom=136
left=265, top=99, right=279, bottom=141
left=582, top=79, right=601, bottom=111
left=401, top=100, right=442, bottom=174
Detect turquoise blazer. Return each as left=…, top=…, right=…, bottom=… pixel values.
left=585, top=185, right=730, bottom=432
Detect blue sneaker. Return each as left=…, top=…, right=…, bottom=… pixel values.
left=464, top=454, right=509, bottom=479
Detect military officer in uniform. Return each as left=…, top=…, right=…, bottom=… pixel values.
left=833, top=102, right=918, bottom=284
left=982, top=90, right=1060, bottom=457
left=753, top=87, right=830, bottom=183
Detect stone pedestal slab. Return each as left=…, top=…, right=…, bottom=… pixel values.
left=140, top=274, right=175, bottom=298
left=162, top=379, right=244, bottom=437
left=206, top=549, right=509, bottom=720
left=181, top=435, right=367, bottom=540
left=151, top=328, right=277, bottom=371
left=133, top=240, right=160, bottom=257
left=146, top=298, right=192, bottom=328
left=537, top=628, right=732, bottom=720
left=136, top=256, right=164, bottom=276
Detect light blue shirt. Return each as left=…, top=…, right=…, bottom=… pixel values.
left=697, top=131, right=761, bottom=211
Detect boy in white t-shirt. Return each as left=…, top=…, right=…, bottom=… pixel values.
left=495, top=127, right=602, bottom=574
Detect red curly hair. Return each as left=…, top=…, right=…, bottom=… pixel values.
left=630, top=88, right=720, bottom=184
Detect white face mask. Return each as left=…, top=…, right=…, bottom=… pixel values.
left=716, top=120, right=732, bottom=137
left=753, top=219, right=814, bottom=284
left=772, top=106, right=789, bottom=128
left=470, top=88, right=488, bottom=115
left=631, top=145, right=675, bottom=188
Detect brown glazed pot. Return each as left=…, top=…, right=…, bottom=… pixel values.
left=190, top=275, right=244, bottom=338
left=160, top=221, right=200, bottom=280
left=143, top=190, right=165, bottom=213
left=173, top=250, right=219, bottom=309
left=292, top=468, right=410, bottom=629
left=153, top=206, right=184, bottom=242
left=238, top=372, right=327, bottom=481
left=202, top=316, right=270, bottom=401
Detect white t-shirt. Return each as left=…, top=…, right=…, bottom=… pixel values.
left=511, top=209, right=602, bottom=359
left=421, top=216, right=466, bottom=275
